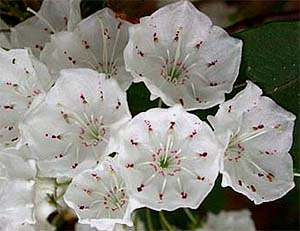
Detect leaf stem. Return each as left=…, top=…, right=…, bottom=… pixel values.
left=146, top=208, right=154, bottom=231
left=159, top=211, right=175, bottom=231
left=294, top=173, right=300, bottom=177
left=184, top=208, right=197, bottom=225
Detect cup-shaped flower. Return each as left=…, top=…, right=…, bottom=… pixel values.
left=19, top=68, right=131, bottom=178
left=116, top=105, right=221, bottom=210
left=124, top=0, right=242, bottom=110
left=10, top=0, right=81, bottom=56
left=41, top=8, right=133, bottom=90
left=201, top=209, right=256, bottom=231
left=0, top=147, right=36, bottom=226
left=64, top=157, right=142, bottom=231
left=208, top=81, right=296, bottom=204
left=0, top=48, right=53, bottom=147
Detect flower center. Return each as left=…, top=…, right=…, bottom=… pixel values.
left=225, top=125, right=268, bottom=161
left=103, top=186, right=127, bottom=211
left=61, top=109, right=107, bottom=147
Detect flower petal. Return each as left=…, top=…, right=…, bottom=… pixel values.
left=41, top=8, right=133, bottom=90
left=124, top=0, right=242, bottom=110
left=117, top=105, right=221, bottom=210
left=64, top=158, right=142, bottom=231
left=202, top=209, right=256, bottom=231
left=0, top=48, right=51, bottom=147
left=0, top=147, right=36, bottom=225
left=209, top=81, right=296, bottom=204
left=20, top=68, right=131, bottom=177
left=0, top=19, right=11, bottom=49
left=10, top=0, right=81, bottom=56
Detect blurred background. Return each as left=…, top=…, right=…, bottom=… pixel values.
left=0, top=0, right=299, bottom=230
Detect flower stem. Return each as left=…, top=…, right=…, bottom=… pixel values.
left=158, top=98, right=163, bottom=108
left=294, top=173, right=300, bottom=177
left=146, top=208, right=154, bottom=231
left=159, top=211, right=175, bottom=231
left=184, top=208, right=197, bottom=224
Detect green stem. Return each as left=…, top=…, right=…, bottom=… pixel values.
left=184, top=208, right=197, bottom=224
left=159, top=211, right=175, bottom=231
left=294, top=173, right=300, bottom=177
left=158, top=98, right=163, bottom=108
left=146, top=209, right=154, bottom=231
left=133, top=213, right=138, bottom=231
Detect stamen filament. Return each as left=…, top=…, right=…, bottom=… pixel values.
left=27, top=7, right=56, bottom=33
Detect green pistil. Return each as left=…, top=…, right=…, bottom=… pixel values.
left=159, top=156, right=170, bottom=169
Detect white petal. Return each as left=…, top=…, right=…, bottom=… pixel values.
left=0, top=18, right=11, bottom=49
left=209, top=81, right=296, bottom=204
left=117, top=105, right=221, bottom=210
left=0, top=48, right=51, bottom=147
left=0, top=147, right=36, bottom=225
left=64, top=158, right=142, bottom=231
left=124, top=0, right=242, bottom=110
left=41, top=8, right=133, bottom=90
left=202, top=209, right=256, bottom=231
left=10, top=0, right=81, bottom=56
left=20, top=68, right=131, bottom=177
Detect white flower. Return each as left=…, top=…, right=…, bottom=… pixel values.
left=208, top=81, right=296, bottom=204
left=116, top=105, right=221, bottom=210
left=41, top=8, right=133, bottom=90
left=10, top=0, right=81, bottom=56
left=0, top=147, right=36, bottom=226
left=201, top=209, right=256, bottom=231
left=0, top=48, right=53, bottom=147
left=20, top=68, right=131, bottom=177
left=124, top=0, right=242, bottom=110
left=0, top=18, right=11, bottom=49
left=64, top=157, right=142, bottom=231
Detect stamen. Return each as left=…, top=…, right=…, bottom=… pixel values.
left=27, top=7, right=56, bottom=34
left=98, top=17, right=109, bottom=73
left=109, top=25, right=120, bottom=73
left=171, top=27, right=183, bottom=77
left=230, top=129, right=268, bottom=146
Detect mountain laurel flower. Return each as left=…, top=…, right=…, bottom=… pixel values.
left=116, top=105, right=221, bottom=210
left=208, top=81, right=296, bottom=204
left=124, top=0, right=242, bottom=110
left=19, top=68, right=131, bottom=178
left=0, top=147, right=36, bottom=226
left=201, top=209, right=256, bottom=231
left=41, top=8, right=133, bottom=91
left=0, top=48, right=53, bottom=147
left=10, top=0, right=81, bottom=56
left=64, top=157, right=142, bottom=231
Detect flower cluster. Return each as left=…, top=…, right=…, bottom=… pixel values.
left=0, top=0, right=296, bottom=230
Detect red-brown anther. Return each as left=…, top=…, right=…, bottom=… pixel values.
left=130, top=139, right=138, bottom=146
left=228, top=105, right=232, bottom=112
left=208, top=60, right=218, bottom=67
left=250, top=185, right=256, bottom=192
left=266, top=173, right=274, bottom=182
left=126, top=163, right=134, bottom=168
left=238, top=180, right=243, bottom=186
left=137, top=184, right=144, bottom=192
left=179, top=98, right=184, bottom=106
left=159, top=193, right=163, bottom=200
left=181, top=192, right=187, bottom=199
left=169, top=121, right=175, bottom=129
left=199, top=152, right=208, bottom=157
